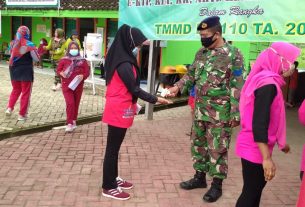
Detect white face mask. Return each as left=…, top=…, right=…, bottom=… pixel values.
left=132, top=47, right=139, bottom=57
left=69, top=49, right=79, bottom=56
left=40, top=41, right=44, bottom=44
left=270, top=47, right=294, bottom=74
left=282, top=60, right=295, bottom=77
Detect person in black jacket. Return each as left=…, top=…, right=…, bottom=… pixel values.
left=5, top=26, right=39, bottom=121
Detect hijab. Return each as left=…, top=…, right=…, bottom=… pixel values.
left=61, top=41, right=86, bottom=78
left=54, top=28, right=65, bottom=40
left=9, top=26, right=37, bottom=66
left=240, top=42, right=300, bottom=149
left=104, top=24, right=147, bottom=85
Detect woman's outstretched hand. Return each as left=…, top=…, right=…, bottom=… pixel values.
left=157, top=97, right=173, bottom=104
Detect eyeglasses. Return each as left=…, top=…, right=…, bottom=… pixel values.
left=269, top=47, right=293, bottom=71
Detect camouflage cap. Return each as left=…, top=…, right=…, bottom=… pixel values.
left=197, top=16, right=221, bottom=31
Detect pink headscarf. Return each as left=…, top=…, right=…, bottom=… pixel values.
left=240, top=42, right=300, bottom=149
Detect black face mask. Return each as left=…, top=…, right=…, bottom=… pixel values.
left=201, top=32, right=217, bottom=48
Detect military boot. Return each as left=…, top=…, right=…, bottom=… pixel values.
left=203, top=178, right=223, bottom=203
left=180, top=171, right=207, bottom=190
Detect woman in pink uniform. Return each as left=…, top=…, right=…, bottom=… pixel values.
left=235, top=42, right=300, bottom=207
left=236, top=42, right=300, bottom=207
left=101, top=24, right=171, bottom=200
left=57, top=41, right=89, bottom=132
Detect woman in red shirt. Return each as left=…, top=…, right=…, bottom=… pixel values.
left=287, top=61, right=299, bottom=107
left=101, top=24, right=171, bottom=200
left=57, top=41, right=89, bottom=132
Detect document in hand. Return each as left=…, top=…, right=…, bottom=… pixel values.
left=136, top=103, right=142, bottom=114
left=68, top=76, right=81, bottom=91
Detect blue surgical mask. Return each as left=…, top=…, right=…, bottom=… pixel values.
left=69, top=49, right=78, bottom=56
left=132, top=47, right=139, bottom=57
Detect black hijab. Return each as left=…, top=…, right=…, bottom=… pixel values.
left=104, top=24, right=147, bottom=85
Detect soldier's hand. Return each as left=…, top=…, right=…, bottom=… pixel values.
left=157, top=97, right=173, bottom=105
left=166, top=86, right=179, bottom=97
left=229, top=120, right=240, bottom=128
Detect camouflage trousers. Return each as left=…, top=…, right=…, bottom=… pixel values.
left=191, top=120, right=232, bottom=179
left=52, top=60, right=61, bottom=85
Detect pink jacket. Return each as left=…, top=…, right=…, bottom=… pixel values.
left=102, top=68, right=137, bottom=128
left=235, top=42, right=300, bottom=164
left=235, top=82, right=284, bottom=164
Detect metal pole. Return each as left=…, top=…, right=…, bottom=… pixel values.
left=145, top=40, right=160, bottom=120
left=57, top=0, right=60, bottom=16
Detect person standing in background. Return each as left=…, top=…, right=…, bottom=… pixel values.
left=44, top=28, right=66, bottom=91
left=65, top=30, right=82, bottom=50
left=5, top=26, right=40, bottom=121
left=37, top=38, right=49, bottom=69
left=286, top=61, right=299, bottom=107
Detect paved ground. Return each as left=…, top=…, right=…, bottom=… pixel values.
left=0, top=61, right=183, bottom=138
left=0, top=62, right=104, bottom=135
left=0, top=105, right=303, bottom=207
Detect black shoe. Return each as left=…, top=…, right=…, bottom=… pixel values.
left=180, top=171, right=207, bottom=190
left=203, top=184, right=222, bottom=203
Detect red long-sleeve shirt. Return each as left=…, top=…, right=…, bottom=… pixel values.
left=57, top=58, right=90, bottom=90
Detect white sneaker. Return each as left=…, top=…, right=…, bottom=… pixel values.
left=5, top=108, right=12, bottom=116
left=65, top=124, right=74, bottom=132
left=72, top=120, right=77, bottom=130
left=18, top=115, right=27, bottom=121
left=51, top=85, right=57, bottom=91
left=55, top=83, right=62, bottom=91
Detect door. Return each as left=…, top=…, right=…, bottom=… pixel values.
left=79, top=18, right=95, bottom=48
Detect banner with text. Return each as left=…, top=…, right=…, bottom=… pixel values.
left=6, top=0, right=58, bottom=6
left=119, top=0, right=305, bottom=42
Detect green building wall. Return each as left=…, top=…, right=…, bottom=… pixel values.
left=1, top=17, right=112, bottom=58
left=160, top=40, right=253, bottom=68
left=0, top=16, right=12, bottom=47
left=160, top=39, right=270, bottom=75
left=32, top=17, right=52, bottom=46
left=161, top=40, right=201, bottom=66
left=0, top=9, right=118, bottom=57
left=96, top=18, right=107, bottom=55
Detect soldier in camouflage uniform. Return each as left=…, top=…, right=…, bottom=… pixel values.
left=167, top=16, right=244, bottom=203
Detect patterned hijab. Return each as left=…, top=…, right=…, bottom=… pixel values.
left=9, top=26, right=37, bottom=66
left=61, top=41, right=86, bottom=78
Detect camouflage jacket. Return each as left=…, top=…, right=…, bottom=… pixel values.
left=176, top=43, right=244, bottom=123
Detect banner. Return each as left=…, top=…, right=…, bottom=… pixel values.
left=6, top=0, right=58, bottom=6
left=119, top=0, right=305, bottom=42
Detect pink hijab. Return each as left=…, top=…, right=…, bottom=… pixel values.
left=240, top=42, right=300, bottom=149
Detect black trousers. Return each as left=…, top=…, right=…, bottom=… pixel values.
left=236, top=158, right=267, bottom=207
left=102, top=125, right=127, bottom=189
